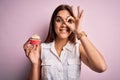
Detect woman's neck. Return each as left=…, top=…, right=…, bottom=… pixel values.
left=54, top=38, right=68, bottom=56
left=55, top=38, right=68, bottom=47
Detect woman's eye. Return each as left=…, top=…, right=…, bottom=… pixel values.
left=67, top=16, right=75, bottom=24
left=67, top=19, right=74, bottom=24
left=56, top=18, right=62, bottom=23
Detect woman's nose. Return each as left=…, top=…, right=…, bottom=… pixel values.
left=61, top=23, right=67, bottom=27
left=61, top=20, right=68, bottom=27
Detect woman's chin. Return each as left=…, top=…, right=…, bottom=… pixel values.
left=58, top=36, right=69, bottom=40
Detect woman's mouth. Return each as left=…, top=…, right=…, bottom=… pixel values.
left=59, top=28, right=70, bottom=33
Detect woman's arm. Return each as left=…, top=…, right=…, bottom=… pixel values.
left=23, top=42, right=41, bottom=80
left=79, top=34, right=107, bottom=73
left=28, top=60, right=41, bottom=80
left=69, top=6, right=107, bottom=73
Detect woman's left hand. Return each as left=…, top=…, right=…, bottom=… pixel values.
left=67, top=6, right=83, bottom=34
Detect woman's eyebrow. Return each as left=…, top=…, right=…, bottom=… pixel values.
left=56, top=15, right=72, bottom=20
left=55, top=16, right=62, bottom=19
left=66, top=16, right=75, bottom=21
left=66, top=16, right=72, bottom=20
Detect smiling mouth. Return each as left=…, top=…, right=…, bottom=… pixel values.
left=59, top=28, right=71, bottom=33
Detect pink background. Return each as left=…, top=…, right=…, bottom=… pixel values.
left=0, top=0, right=120, bottom=80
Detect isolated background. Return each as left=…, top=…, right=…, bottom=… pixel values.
left=0, top=0, right=120, bottom=80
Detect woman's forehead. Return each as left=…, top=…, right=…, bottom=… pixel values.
left=56, top=10, right=71, bottom=19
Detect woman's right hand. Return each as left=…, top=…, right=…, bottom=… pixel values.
left=23, top=39, right=40, bottom=65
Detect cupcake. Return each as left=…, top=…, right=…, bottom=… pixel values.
left=29, top=34, right=41, bottom=45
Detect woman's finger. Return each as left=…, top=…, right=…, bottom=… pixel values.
left=78, top=7, right=83, bottom=18
left=79, top=10, right=83, bottom=27
left=32, top=45, right=36, bottom=51
left=66, top=16, right=76, bottom=31
left=80, top=10, right=83, bottom=19
left=24, top=42, right=33, bottom=56
left=77, top=6, right=83, bottom=18
left=71, top=6, right=77, bottom=18
left=25, top=49, right=30, bottom=57
left=34, top=45, right=38, bottom=51
left=77, top=6, right=80, bottom=18
left=36, top=45, right=40, bottom=51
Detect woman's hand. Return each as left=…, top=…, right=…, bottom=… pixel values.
left=23, top=40, right=40, bottom=65
left=67, top=6, right=83, bottom=34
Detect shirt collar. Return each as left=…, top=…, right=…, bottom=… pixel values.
left=50, top=41, right=60, bottom=57
left=64, top=39, right=80, bottom=52
left=63, top=41, right=74, bottom=52
left=50, top=41, right=73, bottom=52
left=50, top=40, right=80, bottom=53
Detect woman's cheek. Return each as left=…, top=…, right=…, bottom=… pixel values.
left=69, top=24, right=76, bottom=32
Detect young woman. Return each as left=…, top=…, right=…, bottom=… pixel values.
left=23, top=4, right=107, bottom=80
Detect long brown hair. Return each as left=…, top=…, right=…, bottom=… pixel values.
left=44, top=4, right=76, bottom=43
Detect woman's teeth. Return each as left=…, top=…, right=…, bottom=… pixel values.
left=60, top=29, right=69, bottom=33
left=61, top=29, right=67, bottom=32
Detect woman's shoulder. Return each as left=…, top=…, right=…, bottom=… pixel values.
left=41, top=41, right=53, bottom=48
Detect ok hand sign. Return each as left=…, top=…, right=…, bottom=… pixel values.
left=67, top=6, right=83, bottom=34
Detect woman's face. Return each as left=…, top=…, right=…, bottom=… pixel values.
left=54, top=10, right=75, bottom=39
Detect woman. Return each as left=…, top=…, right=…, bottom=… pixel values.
left=23, top=4, right=107, bottom=80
